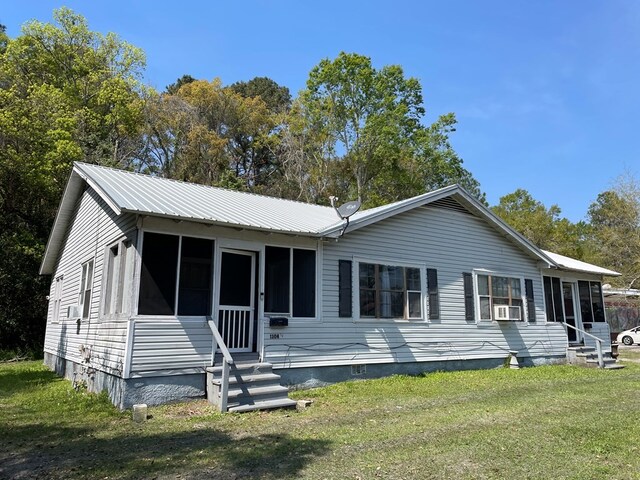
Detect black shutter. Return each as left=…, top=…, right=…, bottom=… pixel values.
left=524, top=279, right=536, bottom=322
left=427, top=268, right=439, bottom=320
left=338, top=260, right=352, bottom=317
left=463, top=272, right=475, bottom=320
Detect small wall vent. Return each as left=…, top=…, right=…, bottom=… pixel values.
left=351, top=364, right=366, bottom=376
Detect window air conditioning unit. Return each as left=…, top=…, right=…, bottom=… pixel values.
left=493, top=305, right=521, bottom=321
left=67, top=305, right=80, bottom=319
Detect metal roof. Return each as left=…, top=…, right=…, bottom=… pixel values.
left=74, top=162, right=345, bottom=235
left=40, top=162, right=620, bottom=279
left=542, top=250, right=621, bottom=277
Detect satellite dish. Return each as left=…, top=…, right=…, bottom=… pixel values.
left=329, top=197, right=361, bottom=237
left=336, top=200, right=361, bottom=219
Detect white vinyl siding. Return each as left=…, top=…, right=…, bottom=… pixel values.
left=265, top=204, right=567, bottom=369
left=43, top=188, right=137, bottom=376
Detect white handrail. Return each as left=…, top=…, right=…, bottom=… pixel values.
left=207, top=319, right=234, bottom=412
left=562, top=322, right=605, bottom=368
left=207, top=319, right=234, bottom=365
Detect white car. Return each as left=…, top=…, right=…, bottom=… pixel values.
left=617, top=327, right=640, bottom=346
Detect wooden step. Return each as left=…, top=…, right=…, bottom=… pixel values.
left=207, top=359, right=297, bottom=413
left=228, top=398, right=298, bottom=413
left=226, top=384, right=291, bottom=404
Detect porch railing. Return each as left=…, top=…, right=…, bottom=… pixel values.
left=562, top=322, right=605, bottom=368
left=218, top=307, right=252, bottom=350
left=207, top=318, right=234, bottom=412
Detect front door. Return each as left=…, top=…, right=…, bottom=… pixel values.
left=216, top=249, right=256, bottom=352
left=562, top=282, right=583, bottom=344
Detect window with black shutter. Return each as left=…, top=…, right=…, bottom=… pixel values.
left=338, top=260, right=352, bottom=317
left=427, top=268, right=439, bottom=320
left=463, top=272, right=475, bottom=320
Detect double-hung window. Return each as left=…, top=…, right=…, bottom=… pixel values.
left=477, top=273, right=523, bottom=321
left=358, top=262, right=422, bottom=319
left=103, top=239, right=134, bottom=317
left=78, top=260, right=94, bottom=320
left=51, top=275, right=64, bottom=323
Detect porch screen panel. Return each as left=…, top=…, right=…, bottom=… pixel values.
left=578, top=281, right=593, bottom=323
left=551, top=277, right=564, bottom=322
left=219, top=252, right=252, bottom=306
left=178, top=237, right=214, bottom=315
left=543, top=276, right=555, bottom=322
left=292, top=249, right=315, bottom=317
left=138, top=232, right=179, bottom=315
left=591, top=282, right=605, bottom=322
left=525, top=279, right=536, bottom=322
left=265, top=246, right=289, bottom=313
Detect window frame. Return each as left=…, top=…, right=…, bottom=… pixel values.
left=51, top=274, right=64, bottom=324
left=353, top=258, right=427, bottom=322
left=78, top=259, right=94, bottom=321
left=101, top=237, right=135, bottom=319
left=264, top=244, right=317, bottom=319
left=136, top=230, right=217, bottom=318
left=473, top=270, right=527, bottom=322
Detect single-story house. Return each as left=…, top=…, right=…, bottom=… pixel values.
left=41, top=162, right=620, bottom=411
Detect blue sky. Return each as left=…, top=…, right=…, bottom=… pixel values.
left=2, top=1, right=638, bottom=221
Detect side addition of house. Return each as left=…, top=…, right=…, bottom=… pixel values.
left=40, top=163, right=621, bottom=411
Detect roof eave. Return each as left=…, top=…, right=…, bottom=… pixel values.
left=39, top=169, right=85, bottom=275
left=129, top=209, right=325, bottom=238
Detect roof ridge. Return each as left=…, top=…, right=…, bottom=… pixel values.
left=74, top=162, right=336, bottom=211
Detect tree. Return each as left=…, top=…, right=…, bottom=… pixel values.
left=143, top=78, right=279, bottom=190
left=0, top=8, right=146, bottom=352
left=295, top=52, right=481, bottom=206
left=230, top=76, right=291, bottom=113
left=491, top=189, right=586, bottom=257
left=0, top=24, right=7, bottom=54
left=587, top=174, right=640, bottom=289
left=166, top=74, right=196, bottom=95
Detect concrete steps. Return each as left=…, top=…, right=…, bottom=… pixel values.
left=567, top=345, right=625, bottom=370
left=206, top=355, right=297, bottom=413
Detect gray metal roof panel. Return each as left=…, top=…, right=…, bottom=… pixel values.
left=75, top=163, right=344, bottom=234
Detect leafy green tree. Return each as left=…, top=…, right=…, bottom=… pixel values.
left=0, top=8, right=146, bottom=352
left=144, top=78, right=279, bottom=189
left=0, top=24, right=8, bottom=54
left=166, top=74, right=196, bottom=95
left=296, top=52, right=481, bottom=206
left=230, top=76, right=291, bottom=113
left=587, top=175, right=640, bottom=289
left=491, top=189, right=586, bottom=257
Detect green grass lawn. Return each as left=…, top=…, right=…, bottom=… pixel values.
left=1, top=357, right=640, bottom=480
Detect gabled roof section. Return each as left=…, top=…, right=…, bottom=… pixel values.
left=542, top=250, right=621, bottom=277
left=40, top=162, right=345, bottom=274
left=318, top=184, right=556, bottom=265
left=72, top=163, right=344, bottom=234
